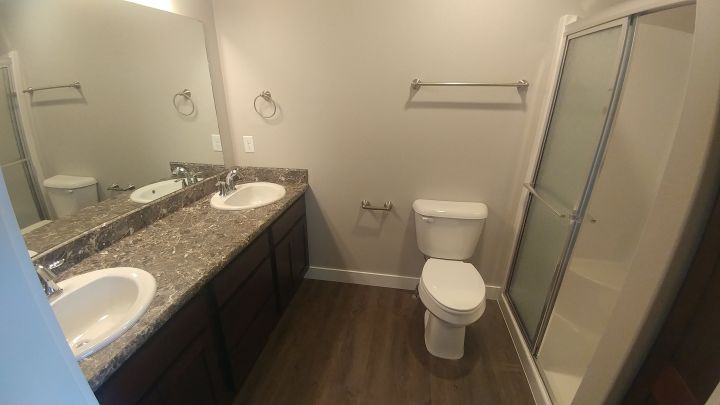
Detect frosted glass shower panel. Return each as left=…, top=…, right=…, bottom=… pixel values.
left=534, top=25, right=625, bottom=210
left=507, top=22, right=627, bottom=345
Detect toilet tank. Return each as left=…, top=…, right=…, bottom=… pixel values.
left=43, top=175, right=98, bottom=218
left=413, top=199, right=488, bottom=260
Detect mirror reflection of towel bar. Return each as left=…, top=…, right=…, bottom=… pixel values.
left=361, top=200, right=393, bottom=211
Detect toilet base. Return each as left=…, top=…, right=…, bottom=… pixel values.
left=424, top=310, right=466, bottom=360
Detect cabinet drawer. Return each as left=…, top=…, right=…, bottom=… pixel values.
left=96, top=290, right=212, bottom=404
left=219, top=259, right=274, bottom=348
left=271, top=196, right=305, bottom=243
left=229, top=296, right=279, bottom=387
left=212, top=232, right=270, bottom=307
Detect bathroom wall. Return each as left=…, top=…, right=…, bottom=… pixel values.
left=212, top=0, right=613, bottom=286
left=0, top=0, right=222, bottom=199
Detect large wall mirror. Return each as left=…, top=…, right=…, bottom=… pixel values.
left=0, top=0, right=225, bottom=257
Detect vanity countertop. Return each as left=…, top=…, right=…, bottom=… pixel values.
left=59, top=168, right=308, bottom=390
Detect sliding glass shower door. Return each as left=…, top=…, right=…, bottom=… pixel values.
left=507, top=19, right=631, bottom=349
left=0, top=64, right=46, bottom=229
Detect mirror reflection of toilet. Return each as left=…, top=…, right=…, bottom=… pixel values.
left=413, top=199, right=487, bottom=360
left=43, top=175, right=98, bottom=218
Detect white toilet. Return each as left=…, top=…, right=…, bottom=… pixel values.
left=43, top=175, right=99, bottom=218
left=413, top=199, right=488, bottom=360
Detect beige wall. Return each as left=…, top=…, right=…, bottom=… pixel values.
left=0, top=0, right=223, bottom=200
left=211, top=0, right=613, bottom=285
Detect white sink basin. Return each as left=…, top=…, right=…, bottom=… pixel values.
left=50, top=267, right=156, bottom=359
left=210, top=182, right=286, bottom=210
left=130, top=179, right=184, bottom=203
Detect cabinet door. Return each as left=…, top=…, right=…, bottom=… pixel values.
left=228, top=296, right=279, bottom=387
left=96, top=292, right=221, bottom=405
left=275, top=218, right=309, bottom=310
left=154, top=329, right=230, bottom=405
left=219, top=259, right=275, bottom=349
left=290, top=218, right=309, bottom=283
left=275, top=234, right=294, bottom=309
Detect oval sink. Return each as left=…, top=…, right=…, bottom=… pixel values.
left=130, top=179, right=184, bottom=203
left=50, top=267, right=156, bottom=359
left=210, top=182, right=286, bottom=210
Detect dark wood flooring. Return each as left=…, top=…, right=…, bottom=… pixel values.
left=234, top=280, right=534, bottom=404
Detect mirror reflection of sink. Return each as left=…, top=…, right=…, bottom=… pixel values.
left=130, top=179, right=184, bottom=203
left=50, top=267, right=156, bottom=360
left=210, top=182, right=286, bottom=210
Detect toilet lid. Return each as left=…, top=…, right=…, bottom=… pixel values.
left=421, top=259, right=485, bottom=312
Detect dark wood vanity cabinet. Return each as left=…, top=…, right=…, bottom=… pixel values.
left=95, top=292, right=231, bottom=405
left=95, top=195, right=308, bottom=405
left=271, top=197, right=309, bottom=311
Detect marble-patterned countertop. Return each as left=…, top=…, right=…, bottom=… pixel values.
left=59, top=172, right=308, bottom=390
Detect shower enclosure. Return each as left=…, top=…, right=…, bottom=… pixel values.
left=504, top=4, right=697, bottom=404
left=0, top=60, right=46, bottom=229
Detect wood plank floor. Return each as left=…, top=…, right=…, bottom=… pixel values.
left=234, top=280, right=534, bottom=405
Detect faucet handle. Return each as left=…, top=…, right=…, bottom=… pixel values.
left=35, top=264, right=55, bottom=280
left=225, top=168, right=240, bottom=188
left=46, top=258, right=65, bottom=273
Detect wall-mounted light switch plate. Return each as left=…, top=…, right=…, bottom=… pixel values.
left=243, top=136, right=255, bottom=153
left=211, top=134, right=223, bottom=151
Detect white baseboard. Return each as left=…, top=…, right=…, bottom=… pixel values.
left=498, top=292, right=551, bottom=405
left=305, top=266, right=502, bottom=300
left=485, top=285, right=502, bottom=300
left=305, top=266, right=419, bottom=290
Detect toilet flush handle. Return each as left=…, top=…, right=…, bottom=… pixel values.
left=420, top=216, right=434, bottom=223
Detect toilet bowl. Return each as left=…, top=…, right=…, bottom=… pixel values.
left=418, top=259, right=486, bottom=359
left=413, top=199, right=488, bottom=360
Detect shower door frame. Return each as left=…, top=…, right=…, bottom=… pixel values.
left=0, top=61, right=49, bottom=223
left=504, top=17, right=636, bottom=355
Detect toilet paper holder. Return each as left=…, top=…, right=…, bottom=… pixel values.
left=361, top=200, right=393, bottom=211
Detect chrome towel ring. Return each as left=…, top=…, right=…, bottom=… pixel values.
left=173, top=89, right=196, bottom=116
left=254, top=90, right=277, bottom=118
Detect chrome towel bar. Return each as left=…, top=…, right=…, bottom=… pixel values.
left=411, top=78, right=529, bottom=90
left=23, top=81, right=81, bottom=94
left=361, top=200, right=393, bottom=211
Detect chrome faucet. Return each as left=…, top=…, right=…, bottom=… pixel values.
left=225, top=168, right=240, bottom=189
left=172, top=165, right=198, bottom=187
left=35, top=259, right=64, bottom=299
left=216, top=169, right=241, bottom=197
left=215, top=181, right=231, bottom=197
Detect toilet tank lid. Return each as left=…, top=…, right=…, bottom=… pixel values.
left=413, top=199, right=488, bottom=219
left=43, top=175, right=97, bottom=189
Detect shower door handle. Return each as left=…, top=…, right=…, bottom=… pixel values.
left=522, top=183, right=575, bottom=220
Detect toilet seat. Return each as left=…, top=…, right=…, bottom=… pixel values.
left=419, top=259, right=486, bottom=325
left=421, top=259, right=486, bottom=312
